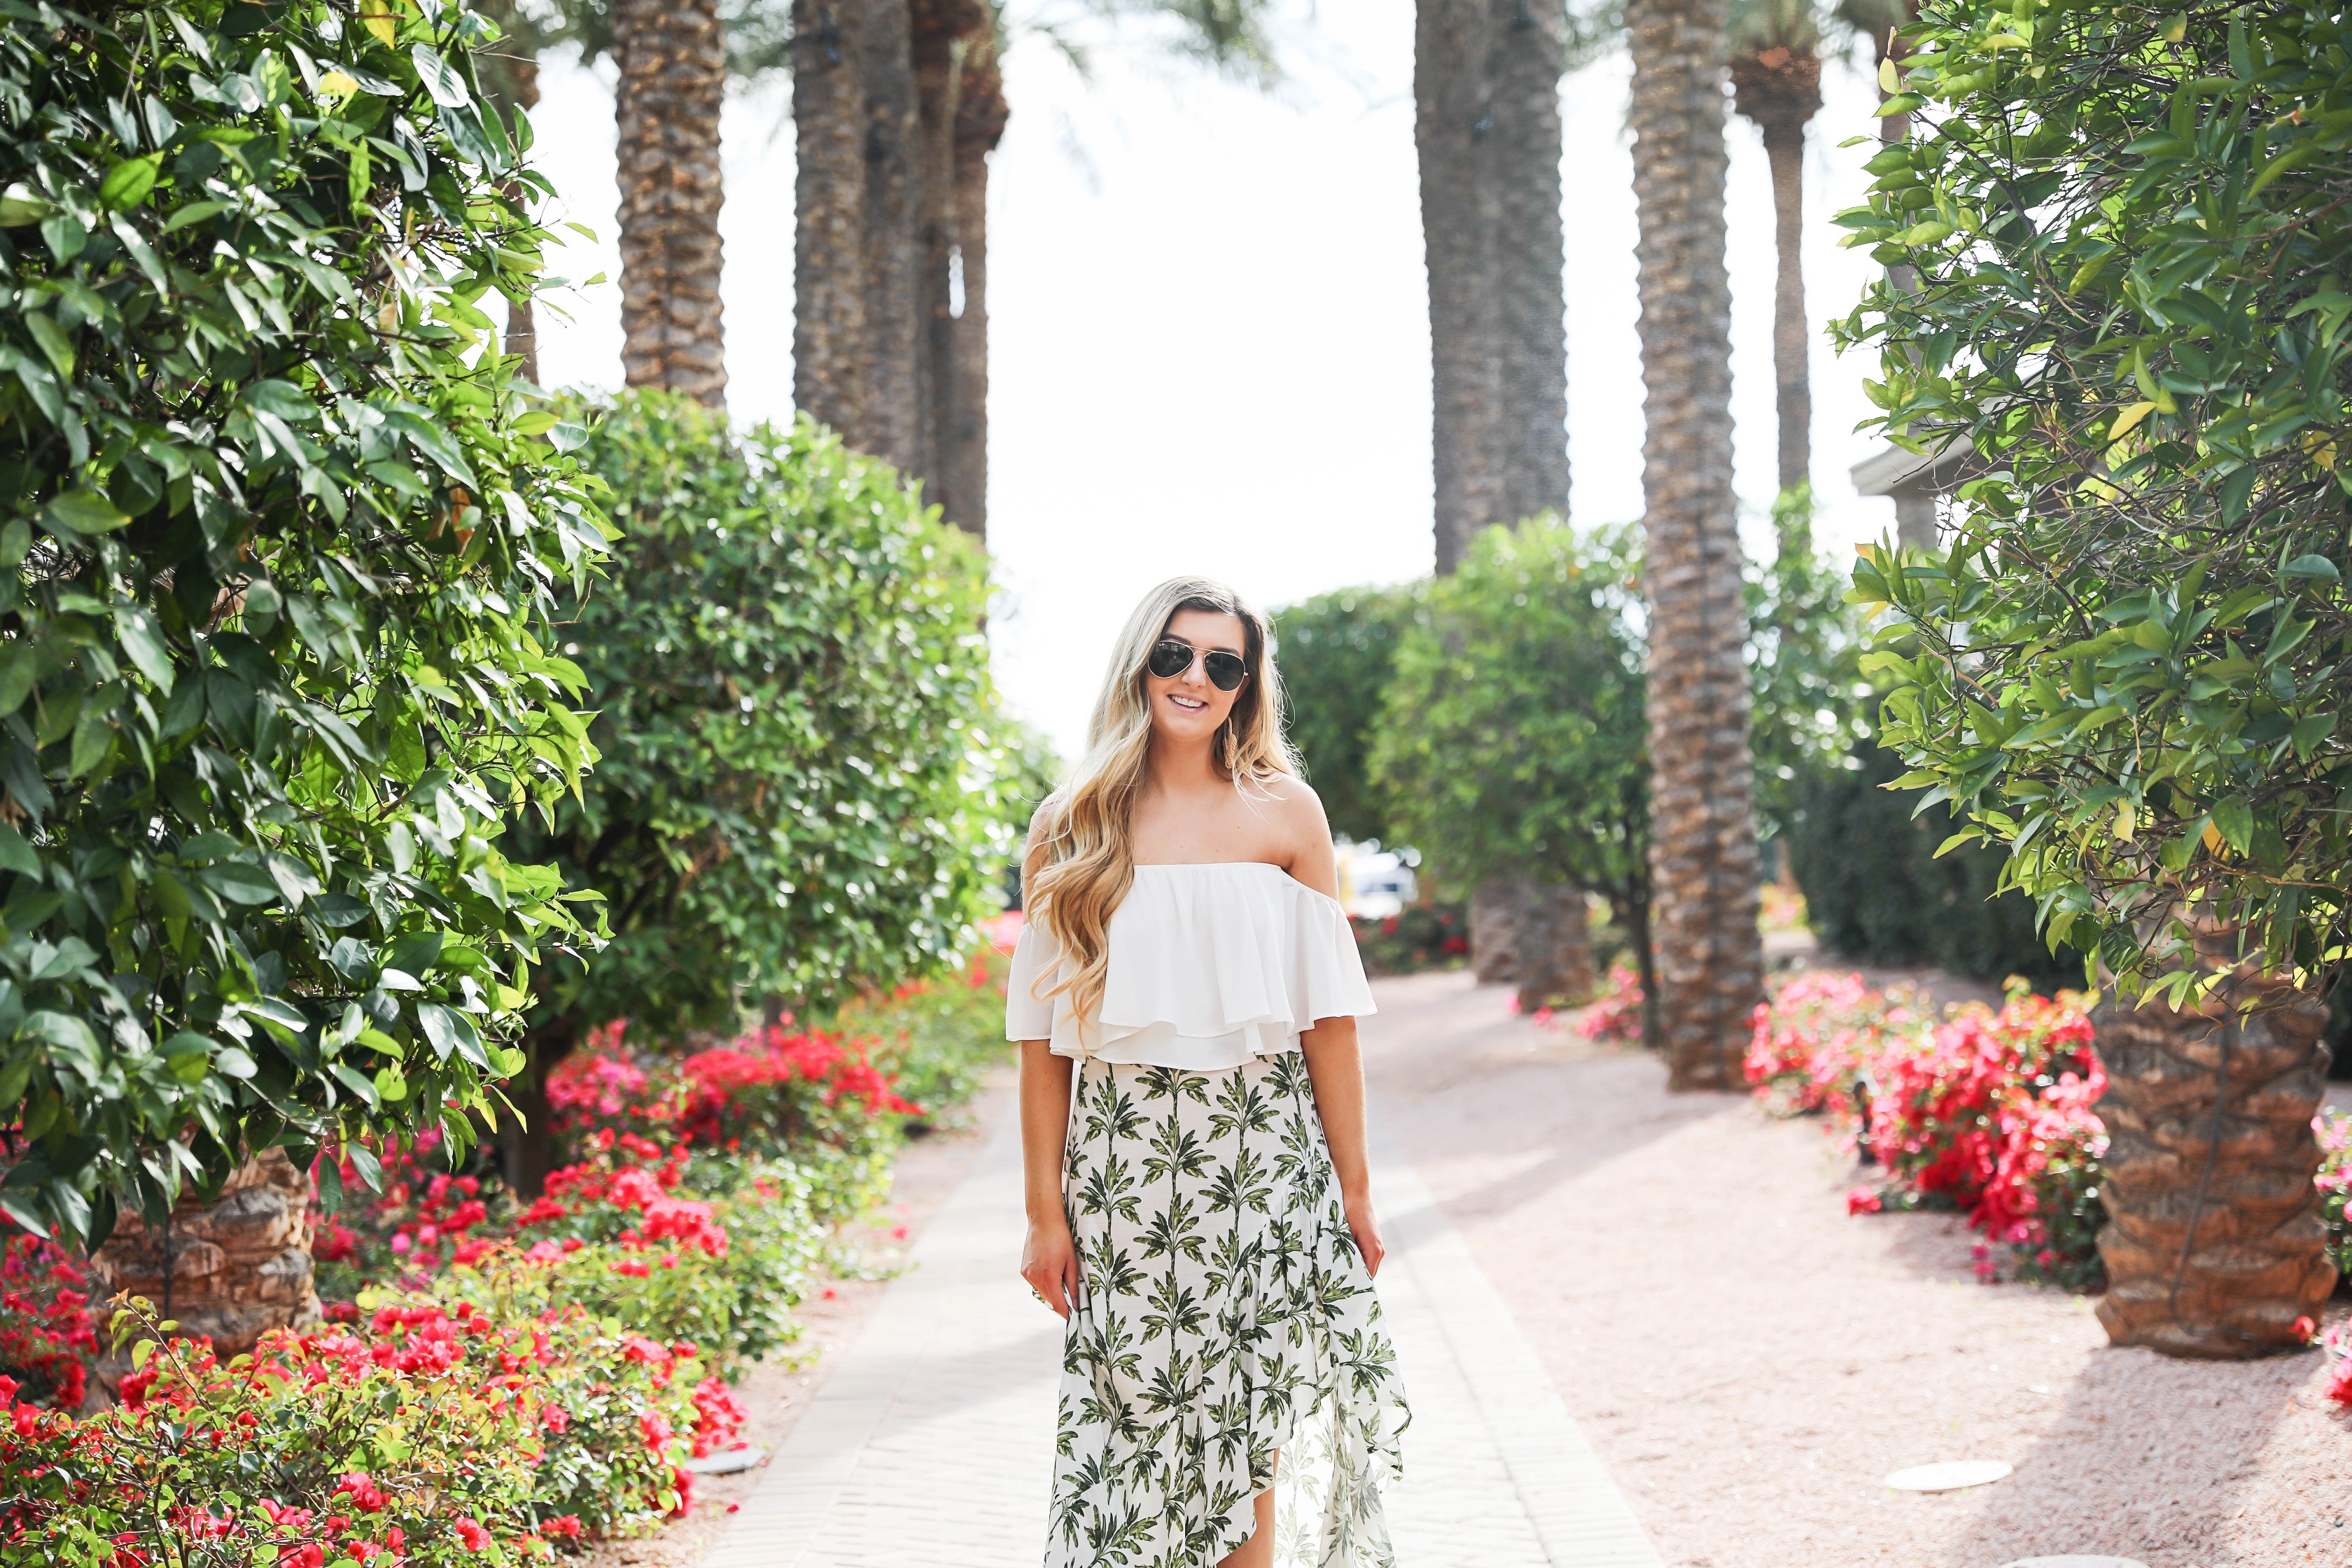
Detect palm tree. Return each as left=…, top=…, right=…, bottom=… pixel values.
left=1417, top=0, right=1507, bottom=575
left=1727, top=0, right=1821, bottom=493
left=1625, top=0, right=1763, bottom=1091
left=797, top=3, right=1278, bottom=541
left=1418, top=1, right=1593, bottom=986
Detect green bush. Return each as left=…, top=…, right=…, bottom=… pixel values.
left=1837, top=0, right=2352, bottom=1000
left=522, top=393, right=1010, bottom=1047
left=1272, top=584, right=1418, bottom=844
left=1789, top=741, right=2080, bottom=988
left=1370, top=520, right=1652, bottom=970
left=0, top=0, right=605, bottom=1241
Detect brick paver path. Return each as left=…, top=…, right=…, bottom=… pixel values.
left=704, top=1018, right=1665, bottom=1567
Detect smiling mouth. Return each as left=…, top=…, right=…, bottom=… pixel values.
left=1168, top=694, right=1208, bottom=712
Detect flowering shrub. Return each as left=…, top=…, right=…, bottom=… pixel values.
left=2, top=946, right=1013, bottom=1557
left=0, top=1236, right=95, bottom=1412
left=1350, top=902, right=1471, bottom=976
left=1746, top=974, right=2109, bottom=1289
left=1742, top=969, right=1922, bottom=1116
left=548, top=1018, right=923, bottom=1197
left=834, top=943, right=1017, bottom=1126
left=2, top=1303, right=553, bottom=1567
left=2318, top=1110, right=2351, bottom=1280
left=1572, top=965, right=1649, bottom=1046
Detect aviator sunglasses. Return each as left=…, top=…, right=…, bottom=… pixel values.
left=1147, top=637, right=1250, bottom=692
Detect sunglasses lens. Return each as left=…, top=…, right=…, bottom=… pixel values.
left=1147, top=640, right=1194, bottom=679
left=1203, top=652, right=1248, bottom=691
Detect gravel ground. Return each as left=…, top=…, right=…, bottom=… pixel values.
left=1359, top=969, right=2351, bottom=1568
left=575, top=1076, right=1014, bottom=1568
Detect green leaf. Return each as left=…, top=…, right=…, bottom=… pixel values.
left=113, top=605, right=175, bottom=692
left=0, top=825, right=38, bottom=878
left=98, top=153, right=163, bottom=211
left=0, top=645, right=35, bottom=719
left=410, top=44, right=472, bottom=110
left=22, top=312, right=74, bottom=381
left=2281, top=554, right=2339, bottom=582
left=46, top=489, right=130, bottom=536
left=2211, top=795, right=2254, bottom=855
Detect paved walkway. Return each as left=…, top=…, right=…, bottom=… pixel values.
left=704, top=1074, right=1666, bottom=1567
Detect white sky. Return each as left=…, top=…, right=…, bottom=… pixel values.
left=524, top=1, right=1898, bottom=762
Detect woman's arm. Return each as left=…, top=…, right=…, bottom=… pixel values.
left=1017, top=1040, right=1082, bottom=1315
left=1300, top=1016, right=1383, bottom=1278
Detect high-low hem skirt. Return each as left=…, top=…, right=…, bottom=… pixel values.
left=1046, top=1053, right=1408, bottom=1568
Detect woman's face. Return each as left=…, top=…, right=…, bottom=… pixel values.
left=1144, top=608, right=1250, bottom=748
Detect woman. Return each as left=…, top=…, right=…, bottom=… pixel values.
left=1008, top=577, right=1408, bottom=1568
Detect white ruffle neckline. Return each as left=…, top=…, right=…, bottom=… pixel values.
left=1004, top=862, right=1376, bottom=1070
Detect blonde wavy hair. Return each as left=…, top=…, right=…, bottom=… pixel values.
left=1024, top=576, right=1298, bottom=1031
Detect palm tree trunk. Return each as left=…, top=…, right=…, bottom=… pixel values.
left=612, top=0, right=728, bottom=404
left=90, top=1149, right=322, bottom=1397
left=794, top=0, right=869, bottom=436
left=1626, top=0, right=1763, bottom=1092
left=475, top=2, right=544, bottom=385
left=1730, top=49, right=1820, bottom=494
left=1416, top=0, right=1504, bottom=575
left=860, top=0, right=926, bottom=474
left=1489, top=0, right=1569, bottom=528
left=2092, top=974, right=2336, bottom=1358
left=943, top=28, right=1006, bottom=540
left=1759, top=113, right=1807, bottom=491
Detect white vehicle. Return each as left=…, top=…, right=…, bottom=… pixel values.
left=1335, top=841, right=1418, bottom=920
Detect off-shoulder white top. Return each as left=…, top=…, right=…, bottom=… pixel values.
left=1004, top=862, right=1378, bottom=1070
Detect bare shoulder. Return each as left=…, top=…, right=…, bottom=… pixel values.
left=1255, top=772, right=1331, bottom=837
left=1256, top=773, right=1338, bottom=892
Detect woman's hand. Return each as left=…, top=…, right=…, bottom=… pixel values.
left=1342, top=1188, right=1385, bottom=1280
left=1021, top=1216, right=1083, bottom=1318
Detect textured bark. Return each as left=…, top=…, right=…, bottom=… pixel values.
left=1470, top=878, right=1592, bottom=1008
left=1729, top=47, right=1819, bottom=493
left=794, top=0, right=869, bottom=436
left=90, top=1149, right=321, bottom=1394
left=2092, top=978, right=2335, bottom=1359
left=1627, top=0, right=1763, bottom=1091
left=1417, top=0, right=1504, bottom=574
left=1512, top=883, right=1595, bottom=1013
left=860, top=0, right=925, bottom=472
left=911, top=3, right=968, bottom=505
left=475, top=3, right=543, bottom=386
left=613, top=0, right=727, bottom=403
left=942, top=30, right=1006, bottom=539
left=1470, top=878, right=1524, bottom=983
left=1490, top=0, right=1569, bottom=530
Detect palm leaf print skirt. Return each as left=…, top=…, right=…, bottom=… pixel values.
left=1047, top=1052, right=1408, bottom=1568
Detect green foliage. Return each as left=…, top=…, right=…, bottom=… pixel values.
left=0, top=0, right=605, bottom=1241
left=1835, top=0, right=2352, bottom=1001
left=1790, top=741, right=2081, bottom=987
left=521, top=393, right=1009, bottom=1042
left=1271, top=583, right=1417, bottom=844
left=1369, top=520, right=1651, bottom=921
left=1746, top=484, right=1871, bottom=847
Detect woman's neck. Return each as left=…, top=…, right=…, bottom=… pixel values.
left=1143, top=729, right=1225, bottom=796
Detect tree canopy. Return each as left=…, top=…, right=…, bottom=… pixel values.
left=0, top=0, right=605, bottom=1241
left=1369, top=519, right=1651, bottom=926
left=1837, top=0, right=2352, bottom=1002
left=1271, top=584, right=1416, bottom=846
left=522, top=393, right=1012, bottom=1046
